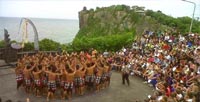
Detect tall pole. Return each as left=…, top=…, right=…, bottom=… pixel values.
left=182, top=0, right=196, bottom=33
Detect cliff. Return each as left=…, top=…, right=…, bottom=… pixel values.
left=71, top=5, right=173, bottom=51
left=76, top=5, right=169, bottom=38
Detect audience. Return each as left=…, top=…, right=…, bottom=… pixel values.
left=110, top=31, right=200, bottom=102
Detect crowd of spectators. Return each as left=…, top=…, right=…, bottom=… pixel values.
left=110, top=31, right=200, bottom=102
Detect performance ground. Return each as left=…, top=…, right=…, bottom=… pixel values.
left=0, top=61, right=154, bottom=102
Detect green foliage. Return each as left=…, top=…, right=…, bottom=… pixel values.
left=130, top=11, right=141, bottom=23
left=23, top=42, right=34, bottom=51
left=96, top=7, right=100, bottom=11
left=78, top=4, right=170, bottom=39
left=72, top=32, right=135, bottom=52
left=60, top=43, right=74, bottom=53
left=39, top=38, right=61, bottom=51
left=0, top=40, right=5, bottom=48
left=10, top=40, right=17, bottom=43
left=0, top=40, right=17, bottom=48
left=18, top=38, right=63, bottom=51
left=146, top=10, right=200, bottom=33
left=21, top=39, right=74, bottom=52
left=77, top=5, right=141, bottom=38
left=89, top=8, right=94, bottom=12
left=114, top=5, right=130, bottom=11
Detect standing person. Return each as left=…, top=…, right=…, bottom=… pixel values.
left=60, top=62, right=67, bottom=99
left=63, top=63, right=76, bottom=101
left=80, top=66, right=86, bottom=95
left=74, top=63, right=85, bottom=95
left=32, top=65, right=43, bottom=97
left=44, top=65, right=62, bottom=102
left=23, top=63, right=35, bottom=93
left=95, top=63, right=103, bottom=92
left=15, top=66, right=24, bottom=90
left=85, top=61, right=97, bottom=91
left=121, top=61, right=130, bottom=86
left=102, top=62, right=111, bottom=88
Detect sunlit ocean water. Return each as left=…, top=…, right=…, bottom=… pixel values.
left=0, top=17, right=79, bottom=44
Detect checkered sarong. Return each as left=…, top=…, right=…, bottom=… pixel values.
left=25, top=79, right=31, bottom=86
left=34, top=79, right=42, bottom=87
left=16, top=74, right=24, bottom=82
left=85, top=75, right=95, bottom=82
left=48, top=81, right=56, bottom=91
left=95, top=76, right=101, bottom=84
left=74, top=77, right=85, bottom=87
left=102, top=73, right=107, bottom=80
left=64, top=82, right=73, bottom=90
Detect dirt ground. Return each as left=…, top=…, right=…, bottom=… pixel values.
left=0, top=60, right=154, bottom=102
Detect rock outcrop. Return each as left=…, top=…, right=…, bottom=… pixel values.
left=77, top=5, right=169, bottom=38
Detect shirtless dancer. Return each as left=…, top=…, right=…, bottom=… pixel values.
left=60, top=61, right=67, bottom=99
left=80, top=66, right=86, bottom=95
left=32, top=65, right=43, bottom=97
left=74, top=62, right=84, bottom=95
left=96, top=62, right=104, bottom=92
left=15, top=62, right=24, bottom=90
left=85, top=61, right=97, bottom=91
left=44, top=65, right=62, bottom=101
left=62, top=62, right=76, bottom=101
left=23, top=63, right=35, bottom=93
left=102, top=62, right=110, bottom=88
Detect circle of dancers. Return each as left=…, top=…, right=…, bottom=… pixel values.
left=15, top=51, right=112, bottom=101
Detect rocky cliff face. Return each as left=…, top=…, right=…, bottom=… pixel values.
left=77, top=5, right=168, bottom=38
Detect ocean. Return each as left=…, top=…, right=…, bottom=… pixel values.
left=0, top=17, right=79, bottom=44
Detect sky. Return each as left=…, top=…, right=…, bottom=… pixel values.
left=0, top=0, right=200, bottom=20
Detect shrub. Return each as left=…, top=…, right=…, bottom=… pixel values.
left=39, top=38, right=60, bottom=51
left=0, top=40, right=5, bottom=48
left=23, top=42, right=34, bottom=51
left=16, top=39, right=62, bottom=51
left=72, top=32, right=135, bottom=52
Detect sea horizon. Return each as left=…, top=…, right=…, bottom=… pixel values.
left=0, top=17, right=79, bottom=44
